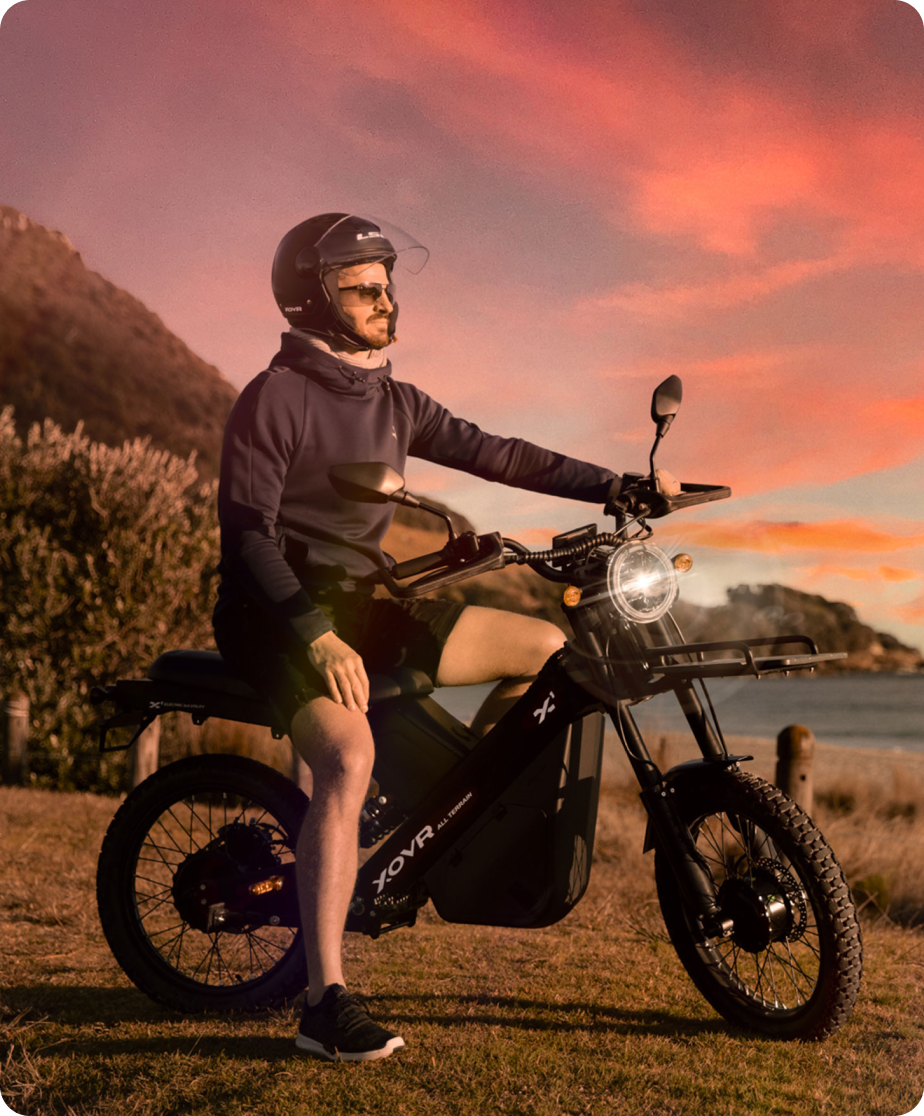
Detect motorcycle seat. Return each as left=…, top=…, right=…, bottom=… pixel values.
left=147, top=650, right=435, bottom=705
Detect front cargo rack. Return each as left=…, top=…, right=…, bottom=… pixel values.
left=643, top=634, right=846, bottom=684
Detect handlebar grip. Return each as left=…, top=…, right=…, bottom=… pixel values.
left=381, top=532, right=506, bottom=598
left=390, top=549, right=446, bottom=580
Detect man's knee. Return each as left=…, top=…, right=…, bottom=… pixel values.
left=290, top=701, right=375, bottom=786
left=519, top=618, right=565, bottom=675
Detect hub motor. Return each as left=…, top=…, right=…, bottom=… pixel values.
left=718, top=858, right=808, bottom=953
left=171, top=821, right=288, bottom=933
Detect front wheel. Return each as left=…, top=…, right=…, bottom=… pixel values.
left=97, top=754, right=309, bottom=1012
left=655, top=770, right=862, bottom=1040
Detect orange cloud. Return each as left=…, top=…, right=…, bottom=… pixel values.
left=663, top=518, right=924, bottom=554
left=802, top=564, right=922, bottom=584
left=896, top=594, right=924, bottom=624
left=595, top=343, right=837, bottom=381
left=591, top=342, right=924, bottom=497
left=633, top=148, right=820, bottom=257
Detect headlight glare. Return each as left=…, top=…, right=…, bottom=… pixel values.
left=605, top=542, right=678, bottom=623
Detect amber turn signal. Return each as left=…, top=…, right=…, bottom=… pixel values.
left=250, top=876, right=285, bottom=896
left=562, top=586, right=582, bottom=606
left=673, top=553, right=693, bottom=572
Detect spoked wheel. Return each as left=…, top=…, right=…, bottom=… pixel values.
left=655, top=770, right=862, bottom=1040
left=97, top=754, right=309, bottom=1012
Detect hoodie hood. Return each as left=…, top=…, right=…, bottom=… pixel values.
left=270, top=331, right=393, bottom=400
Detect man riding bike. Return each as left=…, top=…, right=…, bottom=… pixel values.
left=213, top=213, right=622, bottom=1061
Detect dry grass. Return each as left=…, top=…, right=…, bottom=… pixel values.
left=1, top=740, right=923, bottom=1116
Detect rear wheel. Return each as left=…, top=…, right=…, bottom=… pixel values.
left=655, top=770, right=862, bottom=1040
left=97, top=754, right=309, bottom=1012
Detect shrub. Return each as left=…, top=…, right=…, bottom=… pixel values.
left=0, top=407, right=219, bottom=791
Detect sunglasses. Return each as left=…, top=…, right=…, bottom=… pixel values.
left=337, top=282, right=393, bottom=306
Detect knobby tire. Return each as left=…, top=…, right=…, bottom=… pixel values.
left=655, top=769, right=862, bottom=1041
left=97, top=754, right=309, bottom=1013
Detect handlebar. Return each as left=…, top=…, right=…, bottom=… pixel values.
left=611, top=480, right=731, bottom=519
left=377, top=478, right=730, bottom=597
left=390, top=549, right=447, bottom=580
left=379, top=532, right=507, bottom=598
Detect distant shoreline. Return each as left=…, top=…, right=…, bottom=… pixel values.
left=728, top=668, right=924, bottom=680
left=601, top=730, right=924, bottom=792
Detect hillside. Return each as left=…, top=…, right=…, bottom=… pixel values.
left=1, top=205, right=919, bottom=670
left=0, top=205, right=237, bottom=479
left=0, top=204, right=467, bottom=535
left=671, top=584, right=922, bottom=673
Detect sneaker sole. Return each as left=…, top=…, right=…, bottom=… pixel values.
left=295, top=1033, right=406, bottom=1062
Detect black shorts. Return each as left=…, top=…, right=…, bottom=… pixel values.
left=213, top=591, right=466, bottom=732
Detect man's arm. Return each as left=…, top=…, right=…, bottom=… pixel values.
left=401, top=385, right=619, bottom=502
left=218, top=373, right=370, bottom=711
left=218, top=372, right=333, bottom=645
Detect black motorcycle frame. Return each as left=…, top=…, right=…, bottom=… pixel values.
left=93, top=589, right=841, bottom=945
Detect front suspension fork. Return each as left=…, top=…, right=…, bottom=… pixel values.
left=613, top=702, right=732, bottom=938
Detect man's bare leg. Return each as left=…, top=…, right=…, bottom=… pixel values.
left=290, top=697, right=374, bottom=1005
left=288, top=608, right=562, bottom=1002
left=436, top=606, right=566, bottom=735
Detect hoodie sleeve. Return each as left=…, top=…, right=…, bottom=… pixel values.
left=401, top=385, right=619, bottom=502
left=217, top=371, right=333, bottom=645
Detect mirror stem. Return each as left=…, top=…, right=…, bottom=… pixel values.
left=649, top=433, right=663, bottom=491
left=420, top=502, right=456, bottom=540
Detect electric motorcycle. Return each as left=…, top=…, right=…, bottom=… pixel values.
left=92, top=377, right=863, bottom=1041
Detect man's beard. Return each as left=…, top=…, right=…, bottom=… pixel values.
left=363, top=317, right=391, bottom=349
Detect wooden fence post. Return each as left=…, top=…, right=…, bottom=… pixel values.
left=776, top=724, right=815, bottom=814
left=129, top=719, right=161, bottom=788
left=1, top=690, right=29, bottom=786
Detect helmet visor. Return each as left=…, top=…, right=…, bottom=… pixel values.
left=312, top=215, right=429, bottom=275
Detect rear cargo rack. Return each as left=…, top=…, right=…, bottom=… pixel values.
left=89, top=677, right=279, bottom=753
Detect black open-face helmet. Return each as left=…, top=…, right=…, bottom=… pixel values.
left=271, top=213, right=428, bottom=349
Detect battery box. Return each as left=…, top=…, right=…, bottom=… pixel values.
left=423, top=711, right=605, bottom=928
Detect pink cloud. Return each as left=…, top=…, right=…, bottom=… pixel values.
left=355, top=1, right=924, bottom=278
left=17, top=3, right=924, bottom=285
left=577, top=255, right=855, bottom=318
left=173, top=3, right=924, bottom=401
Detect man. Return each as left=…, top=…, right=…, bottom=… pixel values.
left=213, top=214, right=620, bottom=1061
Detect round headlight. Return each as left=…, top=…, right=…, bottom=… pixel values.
left=605, top=542, right=678, bottom=623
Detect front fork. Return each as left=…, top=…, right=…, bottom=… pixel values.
left=562, top=614, right=735, bottom=939
left=610, top=697, right=736, bottom=939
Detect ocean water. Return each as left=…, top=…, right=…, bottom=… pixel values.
left=431, top=672, right=924, bottom=753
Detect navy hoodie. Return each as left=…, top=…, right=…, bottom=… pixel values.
left=216, top=332, right=617, bottom=645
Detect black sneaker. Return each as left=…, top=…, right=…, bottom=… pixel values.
left=295, top=984, right=405, bottom=1062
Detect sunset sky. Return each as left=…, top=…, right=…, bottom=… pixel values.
left=2, top=0, right=923, bottom=649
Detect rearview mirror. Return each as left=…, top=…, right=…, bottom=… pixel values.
left=648, top=375, right=683, bottom=489
left=328, top=462, right=411, bottom=505
left=651, top=375, right=683, bottom=429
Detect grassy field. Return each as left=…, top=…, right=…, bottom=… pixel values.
left=1, top=740, right=923, bottom=1116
